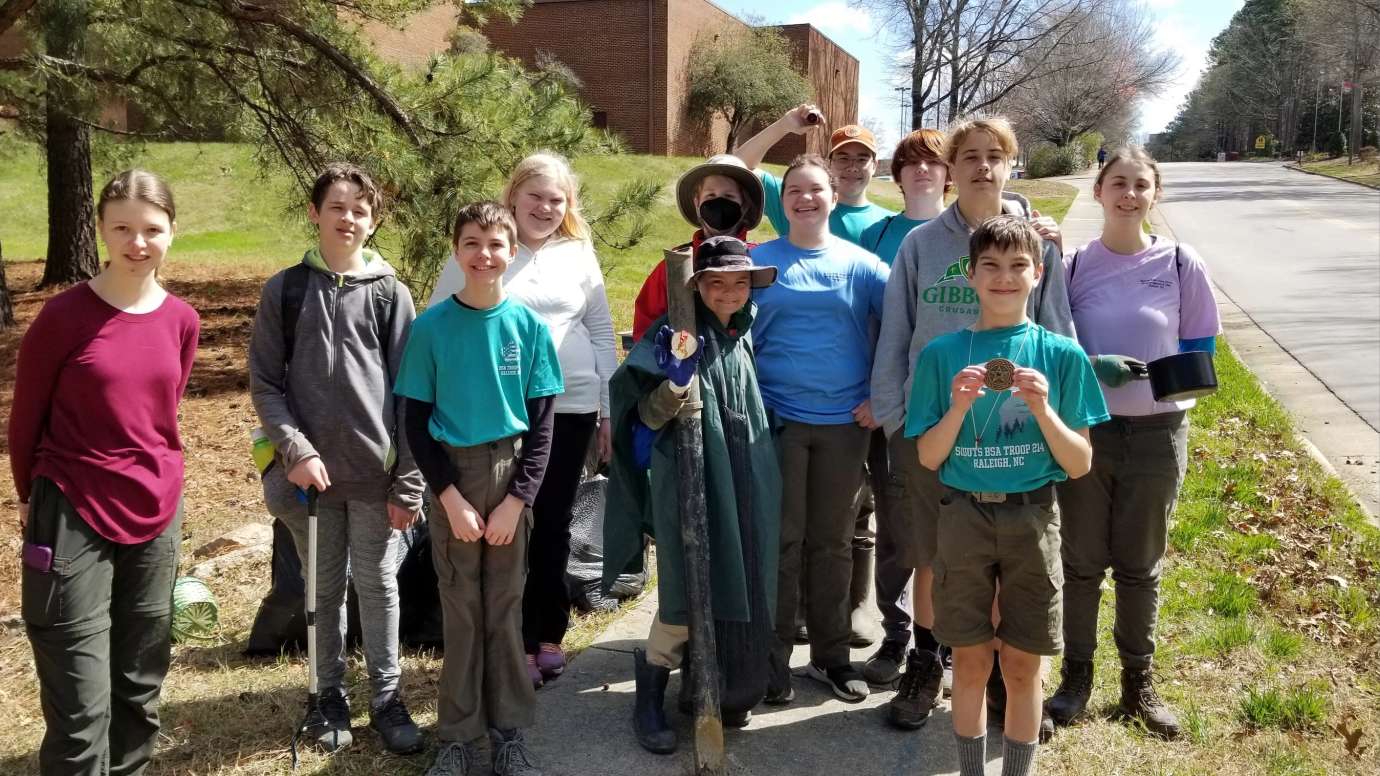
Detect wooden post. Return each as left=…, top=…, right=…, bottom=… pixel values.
left=664, top=246, right=725, bottom=775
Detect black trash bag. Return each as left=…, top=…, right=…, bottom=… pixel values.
left=243, top=518, right=363, bottom=656
left=397, top=514, right=444, bottom=650
left=565, top=473, right=648, bottom=612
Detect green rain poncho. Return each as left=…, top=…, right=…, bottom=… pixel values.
left=603, top=298, right=780, bottom=638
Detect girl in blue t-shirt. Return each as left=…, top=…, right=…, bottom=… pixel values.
left=750, top=155, right=890, bottom=704
left=1044, top=147, right=1221, bottom=741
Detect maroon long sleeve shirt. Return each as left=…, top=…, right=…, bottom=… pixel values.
left=8, top=283, right=200, bottom=544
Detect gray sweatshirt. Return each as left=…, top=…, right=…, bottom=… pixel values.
left=249, top=250, right=425, bottom=512
left=870, top=193, right=1075, bottom=436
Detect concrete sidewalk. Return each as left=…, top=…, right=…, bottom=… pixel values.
left=527, top=593, right=1010, bottom=776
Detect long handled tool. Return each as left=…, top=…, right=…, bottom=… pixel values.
left=290, top=486, right=340, bottom=767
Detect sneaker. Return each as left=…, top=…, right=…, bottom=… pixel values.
left=793, top=622, right=810, bottom=644
left=302, top=686, right=353, bottom=752
left=764, top=653, right=795, bottom=705
left=525, top=654, right=544, bottom=689
left=535, top=643, right=566, bottom=679
left=369, top=691, right=424, bottom=755
left=863, top=639, right=907, bottom=686
left=425, top=741, right=478, bottom=776
left=490, top=727, right=543, bottom=776
left=1116, top=667, right=1181, bottom=740
left=804, top=662, right=869, bottom=703
left=723, top=708, right=751, bottom=728
left=886, top=649, right=943, bottom=730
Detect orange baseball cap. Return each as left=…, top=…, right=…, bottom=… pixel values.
left=829, top=125, right=878, bottom=156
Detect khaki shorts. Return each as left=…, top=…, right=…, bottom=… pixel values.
left=888, top=431, right=945, bottom=568
left=931, top=488, right=1064, bottom=656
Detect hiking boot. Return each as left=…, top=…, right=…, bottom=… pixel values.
left=303, top=686, right=353, bottom=752
left=804, top=662, right=869, bottom=703
left=424, top=741, right=477, bottom=776
left=632, top=649, right=677, bottom=754
left=886, top=649, right=943, bottom=730
left=525, top=654, right=544, bottom=689
left=764, top=653, right=794, bottom=705
left=1044, top=658, right=1094, bottom=727
left=940, top=645, right=954, bottom=698
left=490, top=728, right=543, bottom=776
left=1117, top=667, right=1181, bottom=740
left=370, top=691, right=424, bottom=755
left=986, top=656, right=1006, bottom=723
left=863, top=639, right=907, bottom=686
left=535, top=643, right=566, bottom=679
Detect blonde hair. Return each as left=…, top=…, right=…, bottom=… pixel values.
left=943, top=116, right=1020, bottom=165
left=501, top=152, right=590, bottom=242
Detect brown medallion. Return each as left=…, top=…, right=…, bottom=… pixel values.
left=984, top=357, right=1016, bottom=391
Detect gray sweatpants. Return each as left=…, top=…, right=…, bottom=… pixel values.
left=280, top=494, right=402, bottom=706
left=1055, top=411, right=1188, bottom=670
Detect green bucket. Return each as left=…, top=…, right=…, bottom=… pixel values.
left=171, top=576, right=219, bottom=644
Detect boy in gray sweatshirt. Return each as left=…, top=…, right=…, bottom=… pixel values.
left=870, top=118, right=1073, bottom=735
left=249, top=163, right=425, bottom=755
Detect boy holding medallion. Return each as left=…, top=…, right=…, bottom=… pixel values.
left=905, top=216, right=1107, bottom=776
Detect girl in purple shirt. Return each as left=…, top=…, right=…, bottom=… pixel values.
left=1044, top=148, right=1220, bottom=741
left=10, top=170, right=199, bottom=775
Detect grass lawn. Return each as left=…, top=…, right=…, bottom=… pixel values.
left=8, top=141, right=1375, bottom=774
left=1297, top=157, right=1380, bottom=189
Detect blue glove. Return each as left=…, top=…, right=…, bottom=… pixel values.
left=631, top=419, right=656, bottom=470
left=654, top=324, right=704, bottom=388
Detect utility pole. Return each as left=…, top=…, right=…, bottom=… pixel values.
left=1311, top=75, right=1321, bottom=154
left=895, top=86, right=911, bottom=138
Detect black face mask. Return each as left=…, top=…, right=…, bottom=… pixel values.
left=698, top=197, right=744, bottom=234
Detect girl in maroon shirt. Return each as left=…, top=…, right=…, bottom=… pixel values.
left=9, top=170, right=199, bottom=775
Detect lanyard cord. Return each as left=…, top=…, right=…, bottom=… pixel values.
left=965, top=325, right=1032, bottom=446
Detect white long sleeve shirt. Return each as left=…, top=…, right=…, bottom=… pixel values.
left=429, top=236, right=617, bottom=416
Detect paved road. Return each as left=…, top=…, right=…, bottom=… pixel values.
left=1154, top=162, right=1380, bottom=431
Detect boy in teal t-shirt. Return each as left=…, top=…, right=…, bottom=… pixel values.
left=395, top=201, right=562, bottom=776
left=903, top=216, right=1107, bottom=776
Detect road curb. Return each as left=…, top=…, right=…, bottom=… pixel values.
left=1148, top=205, right=1379, bottom=524
left=1282, top=160, right=1380, bottom=191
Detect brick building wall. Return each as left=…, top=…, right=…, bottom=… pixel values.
left=763, top=24, right=861, bottom=164
left=364, top=5, right=455, bottom=69
left=663, top=0, right=740, bottom=156
left=483, top=0, right=658, bottom=154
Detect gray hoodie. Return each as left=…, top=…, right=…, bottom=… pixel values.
left=870, top=192, right=1075, bottom=436
left=249, top=249, right=425, bottom=513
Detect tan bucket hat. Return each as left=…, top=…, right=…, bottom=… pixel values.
left=675, top=154, right=765, bottom=231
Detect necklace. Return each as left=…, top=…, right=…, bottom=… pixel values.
left=965, top=324, right=1033, bottom=448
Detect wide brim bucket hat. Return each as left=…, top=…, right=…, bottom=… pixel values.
left=675, top=154, right=765, bottom=232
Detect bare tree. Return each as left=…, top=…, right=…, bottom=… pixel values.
left=851, top=0, right=1105, bottom=129
left=1002, top=1, right=1179, bottom=146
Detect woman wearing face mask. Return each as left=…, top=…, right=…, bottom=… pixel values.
left=630, top=154, right=766, bottom=342
left=429, top=152, right=617, bottom=688
left=749, top=154, right=890, bottom=705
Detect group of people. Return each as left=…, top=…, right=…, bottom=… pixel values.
left=7, top=102, right=1219, bottom=776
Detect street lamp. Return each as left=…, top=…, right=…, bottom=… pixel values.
left=895, top=86, right=911, bottom=138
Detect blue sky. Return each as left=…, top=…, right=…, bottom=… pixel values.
left=710, top=0, right=1245, bottom=151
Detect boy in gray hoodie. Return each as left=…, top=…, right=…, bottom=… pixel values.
left=870, top=117, right=1073, bottom=733
left=249, top=163, right=425, bottom=755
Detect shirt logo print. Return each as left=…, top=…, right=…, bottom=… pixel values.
left=935, top=256, right=971, bottom=286
left=499, top=340, right=521, bottom=376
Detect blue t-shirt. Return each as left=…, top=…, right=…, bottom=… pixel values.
left=860, top=214, right=929, bottom=266
left=750, top=236, right=890, bottom=424
left=759, top=170, right=895, bottom=246
left=903, top=321, right=1108, bottom=492
left=394, top=296, right=564, bottom=447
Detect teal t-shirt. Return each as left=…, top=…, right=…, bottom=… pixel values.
left=394, top=296, right=564, bottom=447
left=860, top=214, right=929, bottom=266
left=903, top=321, right=1108, bottom=492
left=759, top=170, right=895, bottom=247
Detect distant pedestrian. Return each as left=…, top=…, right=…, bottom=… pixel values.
left=1097, top=146, right=1108, bottom=169
left=1044, top=147, right=1221, bottom=741
left=11, top=169, right=199, bottom=775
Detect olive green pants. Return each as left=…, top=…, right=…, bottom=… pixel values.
left=22, top=477, right=182, bottom=776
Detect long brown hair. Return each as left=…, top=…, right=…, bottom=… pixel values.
left=1094, top=146, right=1162, bottom=193
left=98, top=169, right=176, bottom=223
left=781, top=153, right=837, bottom=191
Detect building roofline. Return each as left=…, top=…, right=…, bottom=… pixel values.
left=767, top=22, right=860, bottom=66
